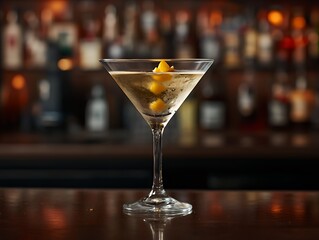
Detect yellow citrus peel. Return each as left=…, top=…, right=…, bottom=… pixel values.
left=149, top=81, right=166, bottom=95
left=149, top=98, right=167, bottom=113
left=152, top=60, right=174, bottom=82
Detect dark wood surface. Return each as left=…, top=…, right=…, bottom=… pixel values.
left=0, top=188, right=319, bottom=239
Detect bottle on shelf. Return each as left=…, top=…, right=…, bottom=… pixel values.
left=79, top=15, right=102, bottom=70
left=2, top=10, right=23, bottom=69
left=38, top=75, right=64, bottom=131
left=291, top=9, right=308, bottom=68
left=85, top=84, right=109, bottom=133
left=138, top=0, right=162, bottom=58
left=267, top=7, right=290, bottom=66
left=159, top=11, right=174, bottom=58
left=257, top=13, right=273, bottom=68
left=268, top=69, right=291, bottom=130
left=289, top=71, right=315, bottom=130
left=178, top=91, right=198, bottom=146
left=199, top=70, right=226, bottom=132
left=243, top=9, right=258, bottom=66
left=174, top=9, right=197, bottom=144
left=198, top=70, right=226, bottom=147
left=307, top=9, right=319, bottom=67
left=122, top=2, right=138, bottom=58
left=103, top=4, right=119, bottom=44
left=23, top=11, right=47, bottom=68
left=197, top=10, right=222, bottom=64
left=174, top=9, right=195, bottom=58
left=103, top=5, right=123, bottom=59
left=237, top=68, right=259, bottom=131
left=38, top=32, right=73, bottom=131
left=222, top=14, right=242, bottom=69
left=1, top=74, right=29, bottom=130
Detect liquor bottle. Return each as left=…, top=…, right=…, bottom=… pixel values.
left=199, top=71, right=225, bottom=132
left=1, top=74, right=29, bottom=130
left=85, top=84, right=109, bottom=132
left=257, top=18, right=273, bottom=67
left=268, top=8, right=291, bottom=66
left=2, top=10, right=23, bottom=69
left=103, top=5, right=119, bottom=43
left=174, top=10, right=195, bottom=58
left=103, top=5, right=123, bottom=59
left=38, top=72, right=64, bottom=130
left=139, top=0, right=162, bottom=58
left=140, top=1, right=157, bottom=39
left=243, top=14, right=258, bottom=66
left=307, top=9, right=319, bottom=67
left=289, top=72, right=315, bottom=129
left=24, top=11, right=47, bottom=68
left=39, top=38, right=70, bottom=131
left=174, top=10, right=197, bottom=144
left=79, top=16, right=102, bottom=70
left=237, top=69, right=258, bottom=131
left=178, top=92, right=198, bottom=146
left=291, top=10, right=307, bottom=68
left=197, top=10, right=222, bottom=63
left=159, top=11, right=174, bottom=58
left=222, top=15, right=241, bottom=68
left=122, top=2, right=138, bottom=58
left=268, top=69, right=290, bottom=129
left=275, top=28, right=294, bottom=66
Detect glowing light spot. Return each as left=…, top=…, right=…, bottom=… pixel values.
left=11, top=75, right=26, bottom=90
left=292, top=16, right=306, bottom=30
left=268, top=10, right=284, bottom=26
left=58, top=58, right=73, bottom=71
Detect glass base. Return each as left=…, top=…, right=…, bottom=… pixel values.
left=123, top=194, right=192, bottom=216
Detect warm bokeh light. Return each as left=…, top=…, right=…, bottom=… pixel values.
left=210, top=11, right=223, bottom=27
left=43, top=207, right=67, bottom=229
left=292, top=16, right=306, bottom=29
left=41, top=8, right=53, bottom=24
left=58, top=58, right=73, bottom=71
left=11, top=74, right=26, bottom=90
left=47, top=1, right=68, bottom=15
left=268, top=10, right=284, bottom=26
left=271, top=202, right=282, bottom=214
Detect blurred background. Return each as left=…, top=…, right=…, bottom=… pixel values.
left=0, top=0, right=319, bottom=190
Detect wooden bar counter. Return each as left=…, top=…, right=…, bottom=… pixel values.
left=0, top=188, right=319, bottom=239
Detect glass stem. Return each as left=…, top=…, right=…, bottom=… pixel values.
left=150, top=125, right=166, bottom=196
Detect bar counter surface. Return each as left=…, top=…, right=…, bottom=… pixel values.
left=0, top=188, right=319, bottom=239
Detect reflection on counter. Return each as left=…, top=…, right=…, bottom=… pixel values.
left=1, top=189, right=319, bottom=239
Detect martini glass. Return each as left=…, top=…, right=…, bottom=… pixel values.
left=100, top=59, right=213, bottom=216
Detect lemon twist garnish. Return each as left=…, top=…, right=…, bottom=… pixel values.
left=149, top=81, right=166, bottom=95
left=149, top=98, right=166, bottom=113
left=152, top=60, right=174, bottom=82
left=158, top=60, right=174, bottom=72
left=149, top=61, right=174, bottom=113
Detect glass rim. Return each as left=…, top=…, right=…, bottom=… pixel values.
left=99, top=58, right=214, bottom=63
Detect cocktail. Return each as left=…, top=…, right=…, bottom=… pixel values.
left=100, top=59, right=213, bottom=216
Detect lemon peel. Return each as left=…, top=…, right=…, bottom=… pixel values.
left=152, top=61, right=174, bottom=82
left=149, top=98, right=166, bottom=113
left=149, top=81, right=166, bottom=95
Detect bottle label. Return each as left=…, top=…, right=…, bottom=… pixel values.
left=79, top=40, right=102, bottom=69
left=291, top=97, right=308, bottom=122
left=269, top=100, right=288, bottom=126
left=200, top=101, right=225, bottom=129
